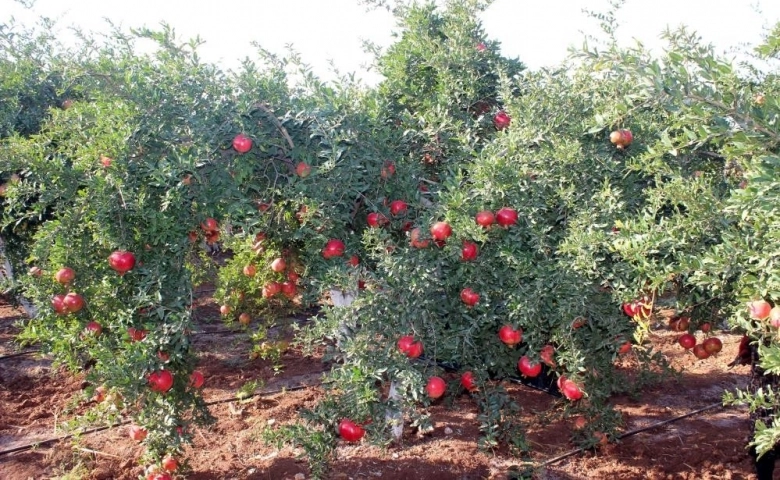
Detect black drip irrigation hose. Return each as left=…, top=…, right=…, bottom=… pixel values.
left=0, top=349, right=39, bottom=361
left=539, top=401, right=726, bottom=468
left=0, top=421, right=129, bottom=457
left=0, top=374, right=325, bottom=458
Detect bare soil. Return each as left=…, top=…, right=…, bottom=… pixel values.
left=0, top=294, right=770, bottom=480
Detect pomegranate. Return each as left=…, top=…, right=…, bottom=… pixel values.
left=54, top=267, right=75, bottom=285
left=108, top=250, right=136, bottom=276
left=495, top=207, right=518, bottom=227
left=475, top=210, right=495, bottom=228
left=425, top=376, right=446, bottom=399
left=498, top=325, right=522, bottom=346
left=430, top=222, right=452, bottom=242
left=518, top=356, right=542, bottom=378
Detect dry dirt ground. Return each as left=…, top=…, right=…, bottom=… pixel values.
left=0, top=294, right=771, bottom=480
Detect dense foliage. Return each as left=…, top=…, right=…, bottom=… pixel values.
left=1, top=0, right=779, bottom=477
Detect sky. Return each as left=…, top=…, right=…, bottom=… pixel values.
left=3, top=0, right=779, bottom=84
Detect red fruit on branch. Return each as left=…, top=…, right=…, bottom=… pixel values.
left=205, top=230, right=220, bottom=244
left=493, top=111, right=511, bottom=130
left=367, top=212, right=389, bottom=228
left=295, top=162, right=311, bottom=178
left=405, top=341, right=424, bottom=359
left=338, top=419, right=365, bottom=442
left=108, top=250, right=136, bottom=276
left=190, top=370, right=205, bottom=389
left=460, top=287, right=480, bottom=307
left=518, top=356, right=542, bottom=378
left=205, top=232, right=220, bottom=245
left=430, top=222, right=452, bottom=242
left=461, top=371, right=477, bottom=392
left=749, top=300, right=772, bottom=320
left=322, top=239, right=346, bottom=259
left=557, top=376, right=583, bottom=401
left=54, top=267, right=75, bottom=285
left=495, top=207, right=518, bottom=227
left=243, top=264, right=257, bottom=277
left=622, top=302, right=639, bottom=317
left=397, top=335, right=415, bottom=354
left=571, top=316, right=587, bottom=329
left=128, top=327, right=147, bottom=342
left=201, top=217, right=218, bottom=233
left=63, top=292, right=85, bottom=313
left=461, top=241, right=478, bottom=261
left=148, top=370, right=174, bottom=393
left=51, top=294, right=68, bottom=315
left=128, top=425, right=147, bottom=441
left=410, top=228, right=430, bottom=248
left=270, top=258, right=286, bottom=273
left=609, top=129, right=633, bottom=149
left=264, top=281, right=282, bottom=297
left=672, top=316, right=690, bottom=332
left=540, top=344, right=556, bottom=367
left=389, top=200, right=408, bottom=216
left=232, top=134, right=252, bottom=153
left=85, top=321, right=102, bottom=336
left=161, top=456, right=178, bottom=472
left=425, top=376, right=447, bottom=399
left=475, top=210, right=495, bottom=228
left=280, top=281, right=297, bottom=299
left=498, top=325, right=522, bottom=346
left=623, top=297, right=652, bottom=318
